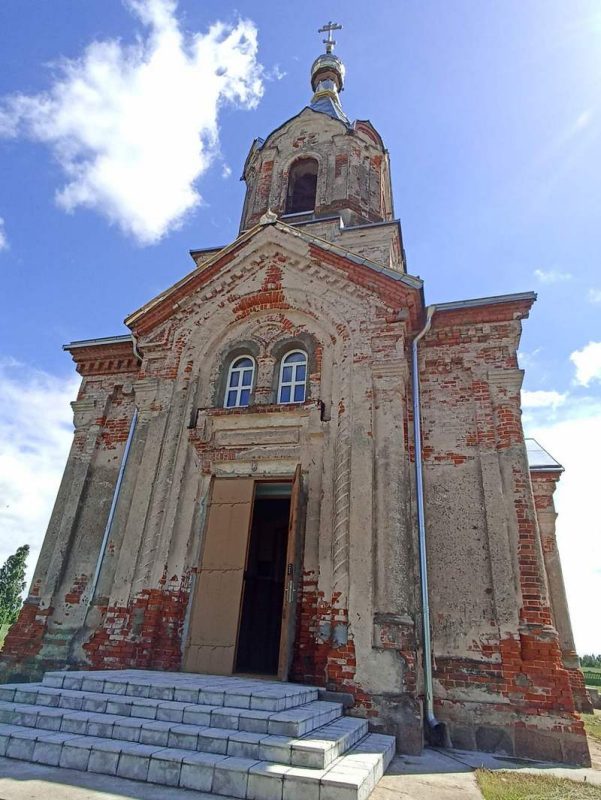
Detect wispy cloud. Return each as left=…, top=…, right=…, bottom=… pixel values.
left=570, top=341, right=601, bottom=387
left=533, top=268, right=573, bottom=284
left=587, top=288, right=601, bottom=304
left=517, top=347, right=542, bottom=368
left=0, top=217, right=8, bottom=251
left=0, top=359, right=78, bottom=592
left=266, top=64, right=286, bottom=81
left=521, top=389, right=567, bottom=409
left=0, top=0, right=264, bottom=244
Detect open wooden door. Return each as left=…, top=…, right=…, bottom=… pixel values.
left=277, top=465, right=304, bottom=680
left=183, top=478, right=254, bottom=675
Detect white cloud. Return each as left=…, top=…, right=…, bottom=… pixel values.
left=266, top=64, right=286, bottom=81
left=221, top=163, right=232, bottom=179
left=533, top=268, right=573, bottom=284
left=570, top=341, right=601, bottom=387
left=0, top=0, right=264, bottom=244
left=525, top=400, right=601, bottom=654
left=521, top=389, right=567, bottom=409
left=0, top=360, right=78, bottom=594
left=0, top=217, right=8, bottom=251
left=587, top=288, right=601, bottom=304
left=517, top=348, right=542, bottom=371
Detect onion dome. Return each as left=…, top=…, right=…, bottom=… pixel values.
left=309, top=23, right=349, bottom=124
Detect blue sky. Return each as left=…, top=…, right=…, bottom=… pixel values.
left=0, top=1, right=599, bottom=652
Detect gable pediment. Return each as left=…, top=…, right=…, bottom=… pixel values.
left=125, top=221, right=424, bottom=337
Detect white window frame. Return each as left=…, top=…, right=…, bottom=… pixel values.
left=224, top=355, right=255, bottom=408
left=277, top=349, right=308, bottom=405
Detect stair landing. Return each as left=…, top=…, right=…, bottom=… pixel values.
left=0, top=669, right=395, bottom=799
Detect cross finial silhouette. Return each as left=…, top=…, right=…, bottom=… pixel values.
left=318, top=21, right=342, bottom=54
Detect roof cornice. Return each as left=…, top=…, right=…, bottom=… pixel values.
left=125, top=218, right=423, bottom=335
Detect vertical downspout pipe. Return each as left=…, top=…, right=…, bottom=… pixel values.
left=411, top=305, right=448, bottom=745
left=87, top=406, right=138, bottom=605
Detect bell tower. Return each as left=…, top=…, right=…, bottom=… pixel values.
left=239, top=23, right=405, bottom=271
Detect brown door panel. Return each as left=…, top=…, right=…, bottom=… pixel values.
left=183, top=477, right=254, bottom=674
left=201, top=503, right=254, bottom=570
left=184, top=645, right=235, bottom=675
left=188, top=570, right=245, bottom=646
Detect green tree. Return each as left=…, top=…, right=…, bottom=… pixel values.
left=0, top=545, right=29, bottom=627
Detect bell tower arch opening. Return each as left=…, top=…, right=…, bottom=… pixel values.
left=285, top=158, right=318, bottom=214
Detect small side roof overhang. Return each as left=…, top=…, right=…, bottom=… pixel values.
left=525, top=438, right=564, bottom=472
left=435, top=291, right=537, bottom=312
left=63, top=334, right=132, bottom=351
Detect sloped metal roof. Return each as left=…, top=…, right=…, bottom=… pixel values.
left=309, top=95, right=350, bottom=125
left=525, top=438, right=564, bottom=472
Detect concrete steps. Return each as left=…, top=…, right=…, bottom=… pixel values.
left=0, top=670, right=395, bottom=799
left=0, top=700, right=367, bottom=768
left=43, top=670, right=320, bottom=711
left=0, top=685, right=341, bottom=738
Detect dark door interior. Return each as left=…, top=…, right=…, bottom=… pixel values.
left=235, top=492, right=290, bottom=675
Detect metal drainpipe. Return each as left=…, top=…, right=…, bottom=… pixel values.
left=131, top=332, right=143, bottom=363
left=86, top=406, right=138, bottom=605
left=411, top=305, right=448, bottom=744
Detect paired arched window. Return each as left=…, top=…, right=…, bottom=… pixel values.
left=223, top=350, right=307, bottom=408
left=285, top=158, right=318, bottom=214
left=223, top=349, right=308, bottom=407
left=277, top=350, right=307, bottom=404
left=224, top=356, right=255, bottom=408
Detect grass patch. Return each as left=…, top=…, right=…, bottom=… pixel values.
left=583, top=711, right=601, bottom=744
left=476, top=769, right=601, bottom=799
left=583, top=669, right=601, bottom=688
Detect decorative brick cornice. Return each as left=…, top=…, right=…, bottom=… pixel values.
left=431, top=296, right=535, bottom=328
left=65, top=339, right=139, bottom=378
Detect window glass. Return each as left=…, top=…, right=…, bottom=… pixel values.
left=277, top=350, right=307, bottom=404
left=225, top=356, right=255, bottom=408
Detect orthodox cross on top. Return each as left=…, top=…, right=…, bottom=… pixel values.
left=318, top=21, right=342, bottom=54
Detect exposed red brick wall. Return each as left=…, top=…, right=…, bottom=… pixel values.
left=290, top=571, right=376, bottom=717
left=64, top=574, right=89, bottom=606
left=98, top=417, right=132, bottom=449
left=0, top=601, right=52, bottom=666
left=308, top=244, right=422, bottom=330
left=565, top=666, right=593, bottom=715
left=334, top=154, right=348, bottom=178
left=420, top=305, right=589, bottom=764
left=66, top=340, right=140, bottom=378
left=83, top=578, right=190, bottom=671
left=530, top=470, right=593, bottom=713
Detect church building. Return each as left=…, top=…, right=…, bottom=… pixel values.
left=0, top=27, right=591, bottom=766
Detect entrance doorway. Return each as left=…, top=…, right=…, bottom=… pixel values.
left=235, top=486, right=291, bottom=675
left=183, top=467, right=303, bottom=680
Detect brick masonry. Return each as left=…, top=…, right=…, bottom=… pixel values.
left=530, top=470, right=593, bottom=714
left=420, top=303, right=590, bottom=764
left=0, top=87, right=591, bottom=767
